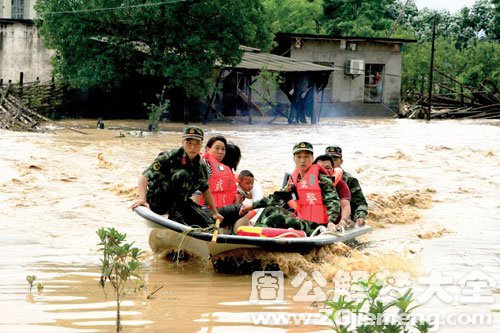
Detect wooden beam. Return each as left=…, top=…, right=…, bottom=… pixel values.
left=237, top=88, right=264, bottom=116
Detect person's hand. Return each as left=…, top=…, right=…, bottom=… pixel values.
left=346, top=218, right=355, bottom=228
left=130, top=199, right=149, bottom=210
left=327, top=222, right=336, bottom=232
left=239, top=202, right=253, bottom=216
left=356, top=218, right=366, bottom=227
left=335, top=219, right=348, bottom=231
left=328, top=221, right=345, bottom=232
left=212, top=211, right=224, bottom=222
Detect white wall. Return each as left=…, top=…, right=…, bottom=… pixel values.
left=0, top=21, right=54, bottom=83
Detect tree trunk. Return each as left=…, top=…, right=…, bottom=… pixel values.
left=116, top=299, right=122, bottom=332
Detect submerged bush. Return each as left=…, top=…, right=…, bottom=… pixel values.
left=97, top=228, right=144, bottom=333
left=325, top=274, right=432, bottom=333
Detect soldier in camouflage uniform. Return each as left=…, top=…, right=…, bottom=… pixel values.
left=326, top=145, right=368, bottom=226
left=240, top=142, right=341, bottom=236
left=131, top=126, right=223, bottom=228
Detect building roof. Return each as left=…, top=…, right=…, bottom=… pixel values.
left=225, top=46, right=334, bottom=73
left=276, top=32, right=417, bottom=44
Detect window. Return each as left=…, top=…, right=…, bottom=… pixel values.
left=364, top=64, right=384, bottom=103
left=11, top=0, right=26, bottom=19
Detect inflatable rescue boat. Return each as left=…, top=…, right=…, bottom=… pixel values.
left=135, top=206, right=372, bottom=259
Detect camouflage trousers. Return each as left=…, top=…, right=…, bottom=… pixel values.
left=255, top=207, right=322, bottom=236
left=147, top=169, right=214, bottom=228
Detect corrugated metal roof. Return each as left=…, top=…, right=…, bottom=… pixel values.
left=228, top=49, right=333, bottom=73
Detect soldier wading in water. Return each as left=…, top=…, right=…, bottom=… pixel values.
left=131, top=126, right=223, bottom=227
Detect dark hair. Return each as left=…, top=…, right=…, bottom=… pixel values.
left=222, top=142, right=241, bottom=171
left=313, top=154, right=334, bottom=166
left=238, top=169, right=254, bottom=180
left=206, top=136, right=227, bottom=149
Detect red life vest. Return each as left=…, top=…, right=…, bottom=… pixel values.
left=201, top=153, right=237, bottom=208
left=290, top=164, right=329, bottom=224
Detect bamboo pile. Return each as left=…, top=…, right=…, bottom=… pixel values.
left=403, top=70, right=500, bottom=119
left=0, top=84, right=52, bottom=132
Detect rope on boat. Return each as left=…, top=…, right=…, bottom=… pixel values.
left=309, top=225, right=346, bottom=237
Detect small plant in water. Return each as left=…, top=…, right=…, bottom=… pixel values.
left=26, top=274, right=44, bottom=293
left=325, top=274, right=432, bottom=333
left=97, top=227, right=144, bottom=333
left=144, top=85, right=170, bottom=131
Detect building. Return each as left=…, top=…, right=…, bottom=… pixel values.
left=274, top=33, right=416, bottom=116
left=1, top=0, right=36, bottom=19
left=0, top=19, right=53, bottom=84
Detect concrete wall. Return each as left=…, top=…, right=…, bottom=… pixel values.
left=288, top=39, right=403, bottom=116
left=0, top=20, right=53, bottom=84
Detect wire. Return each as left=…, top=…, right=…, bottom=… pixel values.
left=39, top=0, right=189, bottom=16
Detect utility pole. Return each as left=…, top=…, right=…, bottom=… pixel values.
left=427, top=16, right=436, bottom=121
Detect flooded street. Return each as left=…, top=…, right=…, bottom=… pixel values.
left=0, top=118, right=499, bottom=332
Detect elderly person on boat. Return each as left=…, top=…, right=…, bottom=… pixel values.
left=131, top=126, right=223, bottom=228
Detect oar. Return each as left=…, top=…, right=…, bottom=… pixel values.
left=211, top=218, right=221, bottom=243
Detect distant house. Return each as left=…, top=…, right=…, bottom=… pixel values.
left=0, top=18, right=415, bottom=120
left=0, top=21, right=336, bottom=123
left=274, top=33, right=416, bottom=116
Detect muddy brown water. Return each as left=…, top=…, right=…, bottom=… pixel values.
left=0, top=118, right=499, bottom=332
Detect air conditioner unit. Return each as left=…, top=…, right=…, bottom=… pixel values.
left=345, top=59, right=364, bottom=75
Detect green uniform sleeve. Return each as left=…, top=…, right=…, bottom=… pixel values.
left=319, top=174, right=340, bottom=223
left=197, top=159, right=210, bottom=193
left=143, top=150, right=174, bottom=182
left=344, top=171, right=368, bottom=220
left=253, top=192, right=285, bottom=208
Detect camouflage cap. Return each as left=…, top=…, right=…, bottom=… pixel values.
left=293, top=142, right=314, bottom=154
left=326, top=145, right=342, bottom=157
left=182, top=126, right=204, bottom=141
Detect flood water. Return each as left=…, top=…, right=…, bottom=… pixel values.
left=0, top=118, right=499, bottom=332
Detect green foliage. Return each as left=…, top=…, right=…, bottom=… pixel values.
left=494, top=0, right=500, bottom=39
left=322, top=0, right=398, bottom=36
left=144, top=86, right=169, bottom=130
left=97, top=227, right=144, bottom=332
left=250, top=67, right=284, bottom=115
left=263, top=0, right=325, bottom=34
left=325, top=274, right=432, bottom=333
left=402, top=37, right=500, bottom=101
left=35, top=0, right=273, bottom=98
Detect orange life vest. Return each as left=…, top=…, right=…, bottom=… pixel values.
left=201, top=153, right=237, bottom=208
left=290, top=164, right=329, bottom=224
left=331, top=167, right=343, bottom=186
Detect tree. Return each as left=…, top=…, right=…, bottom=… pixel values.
left=399, top=1, right=499, bottom=101
left=455, top=0, right=496, bottom=44
left=494, top=0, right=500, bottom=39
left=263, top=0, right=325, bottom=34
left=322, top=0, right=399, bottom=36
left=35, top=0, right=273, bottom=98
left=97, top=228, right=143, bottom=333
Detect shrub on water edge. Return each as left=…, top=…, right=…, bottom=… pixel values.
left=325, top=274, right=432, bottom=333
left=97, top=227, right=144, bottom=333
